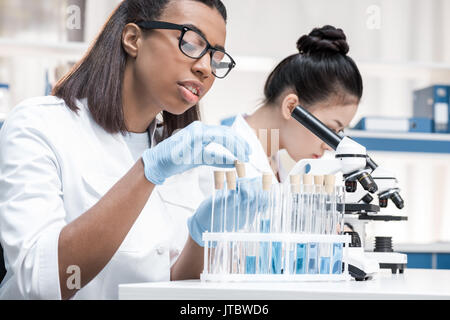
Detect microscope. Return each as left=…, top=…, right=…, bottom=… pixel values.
left=289, top=105, right=408, bottom=281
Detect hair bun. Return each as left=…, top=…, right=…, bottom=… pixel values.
left=297, top=25, right=349, bottom=56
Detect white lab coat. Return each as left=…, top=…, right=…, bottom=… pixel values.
left=0, top=96, right=205, bottom=300
left=198, top=114, right=287, bottom=198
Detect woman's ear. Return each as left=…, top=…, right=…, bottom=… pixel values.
left=280, top=93, right=300, bottom=120
left=122, top=23, right=142, bottom=58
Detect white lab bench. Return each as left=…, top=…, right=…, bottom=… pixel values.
left=119, top=268, right=450, bottom=300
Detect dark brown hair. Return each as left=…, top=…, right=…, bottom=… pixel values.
left=264, top=25, right=363, bottom=108
left=53, top=0, right=227, bottom=137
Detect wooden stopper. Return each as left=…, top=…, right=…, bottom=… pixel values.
left=235, top=160, right=246, bottom=178
left=290, top=174, right=301, bottom=193
left=214, top=171, right=225, bottom=190
left=262, top=173, right=272, bottom=191
left=290, top=174, right=301, bottom=185
left=314, top=175, right=324, bottom=186
left=226, top=171, right=237, bottom=190
left=324, top=174, right=336, bottom=194
left=302, top=174, right=313, bottom=185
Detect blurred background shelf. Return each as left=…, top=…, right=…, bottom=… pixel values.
left=2, top=38, right=450, bottom=78
left=346, top=129, right=450, bottom=154
left=0, top=38, right=88, bottom=61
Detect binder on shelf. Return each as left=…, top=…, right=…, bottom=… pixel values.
left=353, top=116, right=432, bottom=133
left=413, top=85, right=449, bottom=133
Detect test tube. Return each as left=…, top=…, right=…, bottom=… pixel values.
left=225, top=170, right=237, bottom=275
left=297, top=174, right=313, bottom=274
left=234, top=162, right=258, bottom=274
left=234, top=161, right=246, bottom=274
left=258, top=173, right=272, bottom=274
left=320, top=175, right=335, bottom=274
left=332, top=184, right=345, bottom=274
left=307, top=175, right=324, bottom=274
left=269, top=181, right=284, bottom=274
left=210, top=171, right=225, bottom=274
left=244, top=173, right=262, bottom=275
left=287, top=174, right=301, bottom=274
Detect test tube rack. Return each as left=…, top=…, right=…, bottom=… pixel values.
left=201, top=232, right=351, bottom=282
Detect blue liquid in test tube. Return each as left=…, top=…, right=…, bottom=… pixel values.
left=258, top=174, right=273, bottom=274
left=332, top=243, right=343, bottom=274
left=308, top=243, right=318, bottom=274
left=288, top=249, right=295, bottom=274
left=296, top=243, right=306, bottom=274
left=271, top=242, right=282, bottom=274
left=245, top=256, right=256, bottom=274
left=259, top=219, right=270, bottom=274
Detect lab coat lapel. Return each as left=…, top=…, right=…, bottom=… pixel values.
left=76, top=100, right=135, bottom=195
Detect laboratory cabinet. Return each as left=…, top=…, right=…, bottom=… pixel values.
left=403, top=252, right=450, bottom=269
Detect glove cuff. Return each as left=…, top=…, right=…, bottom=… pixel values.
left=187, top=216, right=205, bottom=247
left=142, top=149, right=166, bottom=185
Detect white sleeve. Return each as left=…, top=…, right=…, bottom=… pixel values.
left=196, top=165, right=215, bottom=199
left=0, top=106, right=66, bottom=300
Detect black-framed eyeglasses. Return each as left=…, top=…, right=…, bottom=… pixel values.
left=136, top=21, right=236, bottom=79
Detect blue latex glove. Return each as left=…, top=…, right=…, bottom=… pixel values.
left=188, top=177, right=269, bottom=247
left=142, top=121, right=251, bottom=185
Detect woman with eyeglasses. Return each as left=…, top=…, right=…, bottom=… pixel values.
left=200, top=25, right=364, bottom=189
left=0, top=0, right=255, bottom=300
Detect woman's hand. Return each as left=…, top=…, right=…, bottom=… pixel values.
left=187, top=177, right=268, bottom=247
left=142, top=121, right=251, bottom=185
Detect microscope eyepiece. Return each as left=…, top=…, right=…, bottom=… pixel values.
left=291, top=105, right=342, bottom=150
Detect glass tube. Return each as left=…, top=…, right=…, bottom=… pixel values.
left=270, top=182, right=283, bottom=274
left=332, top=185, right=345, bottom=275
left=242, top=172, right=260, bottom=275
left=244, top=188, right=258, bottom=274
left=298, top=174, right=313, bottom=274
left=287, top=175, right=301, bottom=275
left=258, top=173, right=272, bottom=274
left=210, top=171, right=225, bottom=275
left=225, top=170, right=237, bottom=275
left=309, top=175, right=324, bottom=275
left=320, top=175, right=335, bottom=274
left=234, top=161, right=246, bottom=274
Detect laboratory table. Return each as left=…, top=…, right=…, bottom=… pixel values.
left=119, top=268, right=450, bottom=300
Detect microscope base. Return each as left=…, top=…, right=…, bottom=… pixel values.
left=365, top=252, right=408, bottom=274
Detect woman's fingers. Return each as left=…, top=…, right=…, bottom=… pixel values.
left=202, top=125, right=251, bottom=163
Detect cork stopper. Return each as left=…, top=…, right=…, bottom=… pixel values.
left=290, top=174, right=301, bottom=185
left=214, top=171, right=225, bottom=190
left=324, top=174, right=336, bottom=194
left=262, top=173, right=272, bottom=191
left=290, top=174, right=301, bottom=193
left=235, top=160, right=246, bottom=178
left=314, top=175, right=324, bottom=186
left=302, top=174, right=313, bottom=185
left=226, top=171, right=237, bottom=190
